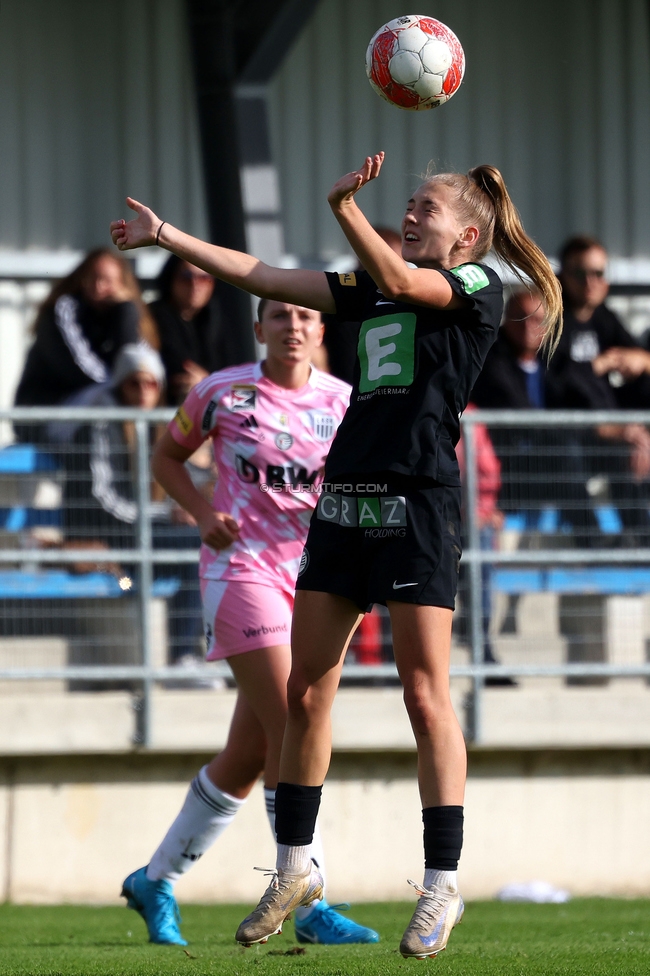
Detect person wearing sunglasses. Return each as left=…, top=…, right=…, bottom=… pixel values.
left=555, top=235, right=650, bottom=391
left=550, top=236, right=650, bottom=545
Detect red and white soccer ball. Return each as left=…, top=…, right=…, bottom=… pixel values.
left=366, top=15, right=465, bottom=111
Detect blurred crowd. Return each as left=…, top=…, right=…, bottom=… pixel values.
left=10, top=232, right=650, bottom=673
left=471, top=235, right=650, bottom=548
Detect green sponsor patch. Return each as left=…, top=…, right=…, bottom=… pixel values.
left=357, top=312, right=416, bottom=393
left=451, top=263, right=490, bottom=294
left=357, top=497, right=381, bottom=526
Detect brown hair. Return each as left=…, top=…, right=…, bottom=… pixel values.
left=423, top=165, right=563, bottom=356
left=558, top=234, right=606, bottom=269
left=255, top=297, right=324, bottom=325
left=34, top=248, right=159, bottom=349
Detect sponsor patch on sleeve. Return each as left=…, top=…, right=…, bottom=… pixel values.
left=174, top=406, right=193, bottom=437
left=230, top=385, right=257, bottom=411
left=201, top=399, right=218, bottom=433
left=450, top=264, right=490, bottom=294
left=338, top=272, right=357, bottom=287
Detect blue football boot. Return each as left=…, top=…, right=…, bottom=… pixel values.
left=294, top=899, right=380, bottom=944
left=121, top=866, right=188, bottom=946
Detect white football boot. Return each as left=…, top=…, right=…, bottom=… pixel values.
left=236, top=862, right=324, bottom=947
left=399, top=878, right=464, bottom=959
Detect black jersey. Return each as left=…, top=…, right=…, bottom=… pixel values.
left=322, top=264, right=503, bottom=485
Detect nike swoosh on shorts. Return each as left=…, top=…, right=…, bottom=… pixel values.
left=393, top=581, right=418, bottom=589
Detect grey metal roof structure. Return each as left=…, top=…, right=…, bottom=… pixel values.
left=268, top=0, right=650, bottom=267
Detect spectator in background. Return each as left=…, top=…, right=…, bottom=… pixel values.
left=14, top=249, right=155, bottom=431
left=472, top=289, right=552, bottom=411
left=472, top=289, right=561, bottom=508
left=553, top=235, right=650, bottom=411
left=320, top=227, right=402, bottom=383
left=550, top=236, right=650, bottom=543
left=472, top=289, right=597, bottom=544
left=64, top=344, right=204, bottom=667
left=149, top=255, right=240, bottom=404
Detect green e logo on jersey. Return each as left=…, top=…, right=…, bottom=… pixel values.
left=357, top=312, right=416, bottom=393
left=451, top=264, right=490, bottom=294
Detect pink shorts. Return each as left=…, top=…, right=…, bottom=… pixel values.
left=201, top=579, right=294, bottom=660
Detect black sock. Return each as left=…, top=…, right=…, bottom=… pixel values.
left=422, top=805, right=464, bottom=870
left=275, top=782, right=322, bottom=846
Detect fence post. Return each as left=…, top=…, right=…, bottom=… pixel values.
left=135, top=419, right=153, bottom=747
left=463, top=416, right=483, bottom=744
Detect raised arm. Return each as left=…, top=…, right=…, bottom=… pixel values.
left=110, top=199, right=335, bottom=314
left=327, top=154, right=461, bottom=310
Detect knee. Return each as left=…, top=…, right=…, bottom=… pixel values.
left=402, top=682, right=451, bottom=737
left=286, top=671, right=324, bottom=724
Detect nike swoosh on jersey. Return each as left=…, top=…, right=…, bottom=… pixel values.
left=393, top=581, right=418, bottom=589
left=375, top=300, right=395, bottom=306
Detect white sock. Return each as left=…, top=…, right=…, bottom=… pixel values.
left=146, top=766, right=245, bottom=882
left=264, top=786, right=325, bottom=919
left=424, top=868, right=458, bottom=892
left=276, top=842, right=312, bottom=876
left=294, top=822, right=326, bottom=920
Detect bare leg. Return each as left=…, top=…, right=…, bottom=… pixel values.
left=205, top=691, right=267, bottom=799
left=280, top=591, right=363, bottom=785
left=389, top=602, right=466, bottom=807
left=207, top=644, right=292, bottom=794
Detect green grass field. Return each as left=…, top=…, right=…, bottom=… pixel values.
left=0, top=899, right=648, bottom=976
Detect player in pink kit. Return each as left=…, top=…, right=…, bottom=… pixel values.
left=121, top=299, right=379, bottom=947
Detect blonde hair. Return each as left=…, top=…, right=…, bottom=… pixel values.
left=422, top=165, right=562, bottom=356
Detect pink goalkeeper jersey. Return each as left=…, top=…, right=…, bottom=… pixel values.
left=169, top=362, right=351, bottom=594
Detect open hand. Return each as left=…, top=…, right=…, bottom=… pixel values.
left=327, top=153, right=385, bottom=210
left=197, top=510, right=241, bottom=550
left=110, top=197, right=161, bottom=251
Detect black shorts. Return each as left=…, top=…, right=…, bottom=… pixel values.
left=296, top=478, right=462, bottom=612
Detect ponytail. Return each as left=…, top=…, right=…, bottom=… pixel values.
left=468, top=165, right=562, bottom=355
left=423, top=165, right=563, bottom=356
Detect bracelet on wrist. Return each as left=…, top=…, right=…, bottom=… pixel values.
left=155, top=221, right=166, bottom=247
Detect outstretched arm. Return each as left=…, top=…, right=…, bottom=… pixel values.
left=110, top=199, right=335, bottom=314
left=328, top=154, right=461, bottom=310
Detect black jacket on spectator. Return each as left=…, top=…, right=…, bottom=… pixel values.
left=471, top=332, right=562, bottom=410
left=15, top=297, right=139, bottom=407
left=149, top=296, right=240, bottom=398
left=548, top=302, right=650, bottom=410
left=64, top=411, right=142, bottom=550
left=471, top=331, right=593, bottom=534
left=63, top=409, right=203, bottom=662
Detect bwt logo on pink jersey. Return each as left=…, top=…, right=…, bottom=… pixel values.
left=235, top=455, right=319, bottom=489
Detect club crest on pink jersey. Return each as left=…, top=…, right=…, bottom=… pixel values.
left=301, top=410, right=335, bottom=442
left=230, top=385, right=257, bottom=411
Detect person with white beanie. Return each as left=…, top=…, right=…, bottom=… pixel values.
left=63, top=343, right=205, bottom=665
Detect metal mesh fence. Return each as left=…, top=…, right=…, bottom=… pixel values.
left=2, top=407, right=650, bottom=745
left=459, top=410, right=650, bottom=739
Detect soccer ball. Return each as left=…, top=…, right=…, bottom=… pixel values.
left=366, top=15, right=465, bottom=111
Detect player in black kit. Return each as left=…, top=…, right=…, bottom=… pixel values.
left=110, top=152, right=562, bottom=959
